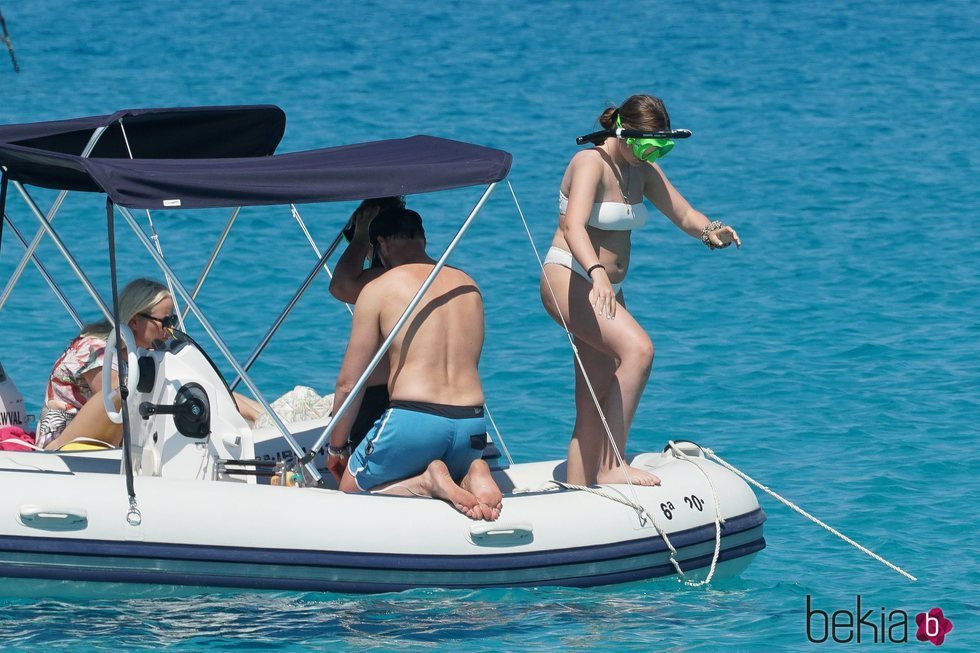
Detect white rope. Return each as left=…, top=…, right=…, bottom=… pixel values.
left=291, top=204, right=353, bottom=316
left=514, top=479, right=649, bottom=518
left=547, top=453, right=726, bottom=587
left=512, top=446, right=732, bottom=587
left=508, top=178, right=915, bottom=585
left=666, top=441, right=728, bottom=586
left=119, top=120, right=185, bottom=331
left=195, top=442, right=211, bottom=481
left=700, top=445, right=917, bottom=582
left=507, top=181, right=642, bottom=510
left=518, top=479, right=702, bottom=581
left=483, top=403, right=514, bottom=466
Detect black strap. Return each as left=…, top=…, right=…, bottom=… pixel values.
left=576, top=128, right=693, bottom=146
left=107, top=198, right=137, bottom=502
left=0, top=173, right=8, bottom=259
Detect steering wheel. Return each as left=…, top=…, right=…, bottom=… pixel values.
left=102, top=324, right=140, bottom=424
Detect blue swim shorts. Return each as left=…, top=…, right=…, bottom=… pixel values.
left=347, top=400, right=487, bottom=492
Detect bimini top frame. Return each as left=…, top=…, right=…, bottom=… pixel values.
left=0, top=106, right=287, bottom=323
left=0, top=105, right=513, bottom=488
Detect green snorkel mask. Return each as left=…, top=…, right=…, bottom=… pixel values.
left=616, top=116, right=674, bottom=162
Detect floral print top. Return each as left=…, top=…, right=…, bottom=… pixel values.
left=44, top=334, right=107, bottom=413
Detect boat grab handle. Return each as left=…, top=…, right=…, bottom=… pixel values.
left=469, top=521, right=533, bottom=546
left=19, top=505, right=88, bottom=530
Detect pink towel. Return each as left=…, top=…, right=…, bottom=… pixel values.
left=0, top=426, right=37, bottom=451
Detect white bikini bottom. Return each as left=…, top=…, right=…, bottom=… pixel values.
left=543, top=246, right=623, bottom=294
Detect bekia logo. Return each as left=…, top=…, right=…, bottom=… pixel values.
left=915, top=608, right=953, bottom=646
left=806, top=596, right=954, bottom=646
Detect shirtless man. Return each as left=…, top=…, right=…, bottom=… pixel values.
left=328, top=196, right=404, bottom=449
left=325, top=207, right=502, bottom=521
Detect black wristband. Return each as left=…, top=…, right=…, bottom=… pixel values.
left=327, top=442, right=350, bottom=457
left=586, top=263, right=604, bottom=277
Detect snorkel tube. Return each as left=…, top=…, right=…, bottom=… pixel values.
left=577, top=122, right=691, bottom=163
left=575, top=127, right=692, bottom=145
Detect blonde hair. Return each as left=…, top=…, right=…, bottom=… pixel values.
left=80, top=278, right=171, bottom=339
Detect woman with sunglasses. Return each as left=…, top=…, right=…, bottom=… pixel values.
left=40, top=278, right=263, bottom=449
left=39, top=278, right=174, bottom=448
left=540, top=94, right=741, bottom=487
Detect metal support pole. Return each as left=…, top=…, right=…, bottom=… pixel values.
left=0, top=191, right=70, bottom=315
left=182, top=206, right=241, bottom=321
left=117, top=205, right=321, bottom=483
left=119, top=118, right=185, bottom=331
left=229, top=228, right=345, bottom=392
left=305, top=182, right=498, bottom=461
left=291, top=204, right=352, bottom=315
left=2, top=213, right=83, bottom=328
left=12, top=181, right=111, bottom=320
left=0, top=126, right=107, bottom=316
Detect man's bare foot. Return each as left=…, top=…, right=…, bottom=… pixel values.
left=596, top=464, right=661, bottom=487
left=420, top=460, right=489, bottom=519
left=460, top=459, right=502, bottom=521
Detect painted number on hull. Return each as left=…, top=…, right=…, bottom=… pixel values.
left=662, top=495, right=705, bottom=520
left=684, top=495, right=705, bottom=511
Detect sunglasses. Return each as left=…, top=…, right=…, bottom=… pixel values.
left=139, top=312, right=179, bottom=329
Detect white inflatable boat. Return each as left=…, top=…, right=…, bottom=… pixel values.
left=0, top=106, right=765, bottom=593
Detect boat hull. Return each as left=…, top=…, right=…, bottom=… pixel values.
left=0, top=448, right=765, bottom=594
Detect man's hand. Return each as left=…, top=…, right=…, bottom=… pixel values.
left=350, top=202, right=382, bottom=244
left=326, top=451, right=350, bottom=483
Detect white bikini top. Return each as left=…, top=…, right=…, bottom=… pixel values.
left=559, top=191, right=648, bottom=231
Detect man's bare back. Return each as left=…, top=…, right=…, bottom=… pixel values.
left=327, top=207, right=501, bottom=520
left=376, top=264, right=484, bottom=407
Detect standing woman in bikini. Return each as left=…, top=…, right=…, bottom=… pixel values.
left=541, top=94, right=740, bottom=486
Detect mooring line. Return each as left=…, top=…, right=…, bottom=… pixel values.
left=689, top=442, right=917, bottom=582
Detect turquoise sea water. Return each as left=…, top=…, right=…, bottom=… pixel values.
left=1, top=0, right=978, bottom=650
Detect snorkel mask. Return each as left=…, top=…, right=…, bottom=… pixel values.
left=617, top=116, right=674, bottom=162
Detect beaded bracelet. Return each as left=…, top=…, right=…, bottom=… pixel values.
left=699, top=220, right=730, bottom=250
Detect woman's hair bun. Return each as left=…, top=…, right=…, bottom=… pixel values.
left=597, top=105, right=618, bottom=130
